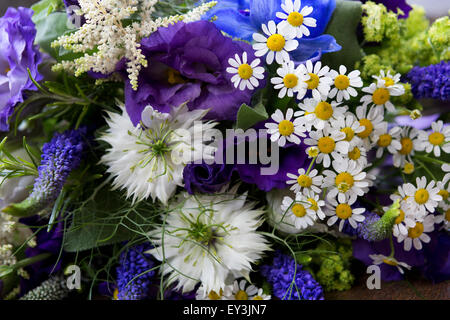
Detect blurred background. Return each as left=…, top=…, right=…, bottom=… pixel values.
left=0, top=0, right=449, bottom=18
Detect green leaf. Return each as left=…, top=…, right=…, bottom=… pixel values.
left=321, top=0, right=363, bottom=69
left=31, top=0, right=62, bottom=24
left=236, top=103, right=268, bottom=130
left=34, top=12, right=74, bottom=58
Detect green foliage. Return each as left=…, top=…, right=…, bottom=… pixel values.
left=236, top=103, right=268, bottom=130
left=428, top=16, right=450, bottom=61
left=0, top=137, right=39, bottom=182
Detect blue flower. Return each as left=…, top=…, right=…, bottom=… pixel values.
left=200, top=0, right=341, bottom=62
left=406, top=61, right=450, bottom=101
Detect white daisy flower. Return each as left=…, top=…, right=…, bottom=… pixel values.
left=304, top=189, right=326, bottom=220
left=251, top=288, right=271, bottom=300
left=100, top=104, right=216, bottom=204
left=372, top=123, right=402, bottom=158
left=390, top=184, right=418, bottom=217
left=276, top=0, right=317, bottom=39
left=434, top=204, right=450, bottom=231
left=325, top=196, right=365, bottom=232
left=382, top=204, right=416, bottom=238
left=322, top=159, right=370, bottom=204
left=330, top=113, right=365, bottom=149
left=328, top=65, right=363, bottom=102
left=436, top=180, right=449, bottom=208
left=286, top=168, right=323, bottom=194
left=360, top=73, right=404, bottom=113
left=281, top=193, right=318, bottom=230
left=196, top=284, right=233, bottom=300
left=252, top=20, right=299, bottom=65
left=304, top=126, right=350, bottom=168
left=345, top=146, right=368, bottom=168
left=228, top=279, right=259, bottom=300
left=227, top=52, right=265, bottom=91
left=416, top=120, right=450, bottom=157
left=148, top=188, right=271, bottom=294
left=403, top=176, right=442, bottom=216
left=369, top=254, right=412, bottom=274
left=372, top=70, right=405, bottom=96
left=392, top=126, right=419, bottom=168
left=265, top=108, right=306, bottom=147
left=295, top=98, right=347, bottom=130
left=354, top=105, right=386, bottom=149
left=271, top=60, right=309, bottom=98
left=397, top=214, right=435, bottom=251
left=442, top=163, right=450, bottom=191
left=297, top=60, right=333, bottom=101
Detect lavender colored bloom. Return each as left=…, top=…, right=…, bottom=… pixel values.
left=394, top=113, right=440, bottom=130
left=183, top=162, right=235, bottom=194
left=406, top=62, right=450, bottom=101
left=356, top=211, right=381, bottom=241
left=122, top=20, right=259, bottom=125
left=0, top=7, right=42, bottom=131
left=116, top=243, right=155, bottom=300
left=261, top=251, right=324, bottom=300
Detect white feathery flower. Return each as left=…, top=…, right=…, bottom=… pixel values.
left=286, top=168, right=323, bottom=195
left=396, top=214, right=435, bottom=251
left=227, top=52, right=265, bottom=91
left=276, top=0, right=317, bottom=39
left=325, top=196, right=365, bottom=232
left=100, top=104, right=216, bottom=204
left=392, top=126, right=419, bottom=168
left=328, top=66, right=363, bottom=102
left=281, top=193, right=319, bottom=230
left=372, top=123, right=402, bottom=158
left=354, top=105, right=386, bottom=149
left=369, top=254, right=411, bottom=274
left=403, top=176, right=442, bottom=216
left=271, top=60, right=309, bottom=98
left=416, top=120, right=450, bottom=157
left=148, top=188, right=271, bottom=294
left=265, top=108, right=306, bottom=147
left=295, top=98, right=347, bottom=131
left=297, top=60, right=332, bottom=101
left=252, top=20, right=298, bottom=65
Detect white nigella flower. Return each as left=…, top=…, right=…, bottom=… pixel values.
left=225, top=279, right=270, bottom=300
left=100, top=104, right=216, bottom=204
left=196, top=284, right=233, bottom=300
left=403, top=176, right=442, bottom=216
left=416, top=120, right=450, bottom=157
left=265, top=108, right=306, bottom=147
left=281, top=193, right=318, bottom=230
left=325, top=196, right=365, bottom=232
left=330, top=113, right=365, bottom=149
left=322, top=159, right=370, bottom=204
left=295, top=98, right=347, bottom=131
left=252, top=20, right=299, bottom=65
left=271, top=60, right=309, bottom=98
left=372, top=123, right=402, bottom=158
left=354, top=105, right=386, bottom=149
left=297, top=60, right=333, bottom=101
left=227, top=52, right=265, bottom=91
left=328, top=66, right=363, bottom=102
left=286, top=168, right=323, bottom=195
left=397, top=214, right=435, bottom=251
left=382, top=203, right=416, bottom=238
left=148, top=188, right=271, bottom=294
left=304, top=125, right=350, bottom=168
left=392, top=126, right=419, bottom=168
left=276, top=0, right=317, bottom=38
left=369, top=254, right=412, bottom=274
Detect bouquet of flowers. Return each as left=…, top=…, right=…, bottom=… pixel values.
left=0, top=0, right=448, bottom=301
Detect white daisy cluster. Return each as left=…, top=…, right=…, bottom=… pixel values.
left=196, top=279, right=270, bottom=300
left=51, top=0, right=217, bottom=90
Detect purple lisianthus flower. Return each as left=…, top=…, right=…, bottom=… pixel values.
left=122, top=20, right=260, bottom=125
left=183, top=161, right=235, bottom=194
left=0, top=7, right=42, bottom=131
left=394, top=113, right=440, bottom=129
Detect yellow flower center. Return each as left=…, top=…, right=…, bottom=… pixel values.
left=253, top=296, right=264, bottom=300
left=395, top=209, right=405, bottom=225
left=334, top=75, right=350, bottom=90
left=357, top=119, right=374, bottom=139
left=446, top=209, right=450, bottom=222
left=382, top=258, right=398, bottom=266
left=377, top=134, right=392, bottom=147
left=348, top=147, right=361, bottom=160
left=307, top=198, right=318, bottom=211
left=438, top=189, right=449, bottom=201
left=317, top=136, right=335, bottom=154
left=238, top=64, right=253, bottom=80
left=335, top=203, right=353, bottom=219
left=208, top=289, right=223, bottom=300
left=414, top=188, right=429, bottom=205
left=297, top=174, right=312, bottom=187
left=167, top=68, right=187, bottom=85
left=287, top=12, right=304, bottom=27
left=235, top=290, right=249, bottom=300
left=399, top=137, right=413, bottom=155
left=428, top=132, right=445, bottom=146
left=113, top=288, right=119, bottom=300
left=314, top=102, right=333, bottom=120
left=403, top=162, right=415, bottom=174
left=267, top=34, right=286, bottom=52
left=283, top=73, right=299, bottom=88
left=382, top=77, right=395, bottom=87
left=408, top=222, right=424, bottom=239
left=292, top=203, right=307, bottom=217
left=278, top=120, right=295, bottom=136
left=4, top=67, right=10, bottom=75
left=341, top=127, right=355, bottom=142
left=335, top=172, right=354, bottom=193
left=372, top=88, right=390, bottom=105
left=306, top=73, right=320, bottom=90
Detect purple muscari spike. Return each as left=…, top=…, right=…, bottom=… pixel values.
left=261, top=251, right=324, bottom=300
left=406, top=61, right=450, bottom=101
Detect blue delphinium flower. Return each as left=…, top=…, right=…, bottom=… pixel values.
left=200, top=0, right=340, bottom=62
left=406, top=61, right=450, bottom=101
left=116, top=243, right=155, bottom=300
left=261, top=251, right=324, bottom=300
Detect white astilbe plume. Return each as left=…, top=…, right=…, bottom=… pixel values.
left=52, top=0, right=217, bottom=90
left=148, top=187, right=271, bottom=295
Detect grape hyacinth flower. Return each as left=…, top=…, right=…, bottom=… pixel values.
left=261, top=251, right=324, bottom=300
left=3, top=128, right=88, bottom=217
left=406, top=61, right=450, bottom=101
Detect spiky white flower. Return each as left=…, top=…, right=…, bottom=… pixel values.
left=276, top=0, right=317, bottom=39
left=227, top=52, right=264, bottom=91
left=328, top=66, right=363, bottom=102
left=416, top=120, right=450, bottom=157
left=271, top=60, right=309, bottom=98
left=100, top=104, right=216, bottom=204
left=295, top=98, right=347, bottom=131
left=148, top=188, right=271, bottom=294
